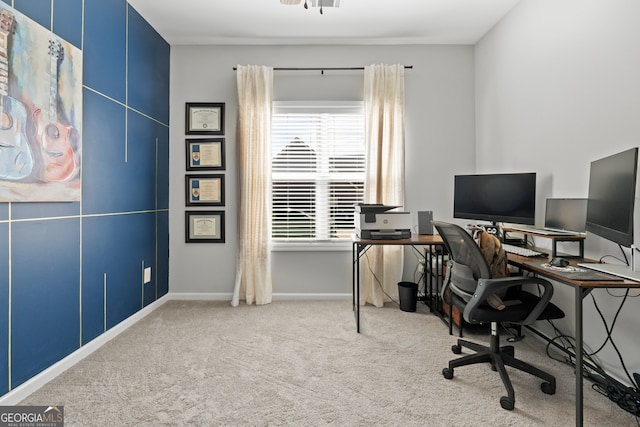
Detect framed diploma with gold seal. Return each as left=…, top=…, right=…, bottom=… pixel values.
left=185, top=174, right=225, bottom=206
left=185, top=211, right=225, bottom=243
left=185, top=102, right=225, bottom=135
left=186, top=138, right=225, bottom=170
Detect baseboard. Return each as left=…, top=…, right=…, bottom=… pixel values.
left=0, top=296, right=170, bottom=406
left=168, top=292, right=351, bottom=301
left=168, top=292, right=233, bottom=300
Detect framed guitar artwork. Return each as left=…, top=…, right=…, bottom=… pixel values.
left=0, top=3, right=83, bottom=202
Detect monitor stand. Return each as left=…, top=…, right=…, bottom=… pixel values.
left=578, top=262, right=640, bottom=282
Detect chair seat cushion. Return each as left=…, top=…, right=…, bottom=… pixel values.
left=449, top=290, right=565, bottom=325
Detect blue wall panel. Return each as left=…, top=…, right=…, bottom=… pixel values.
left=81, top=89, right=127, bottom=214
left=156, top=123, right=170, bottom=210
left=13, top=0, right=51, bottom=29
left=0, top=223, right=8, bottom=395
left=0, top=205, right=6, bottom=221
left=82, top=213, right=155, bottom=342
left=84, top=0, right=127, bottom=103
left=11, top=218, right=80, bottom=388
left=12, top=202, right=80, bottom=221
left=127, top=7, right=170, bottom=124
left=125, top=111, right=158, bottom=212
left=156, top=211, right=169, bottom=298
left=53, top=0, right=83, bottom=50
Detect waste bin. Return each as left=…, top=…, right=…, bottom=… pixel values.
left=398, top=281, right=418, bottom=312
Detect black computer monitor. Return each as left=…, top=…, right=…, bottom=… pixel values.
left=586, top=147, right=639, bottom=247
left=544, top=198, right=587, bottom=234
left=453, top=172, right=536, bottom=226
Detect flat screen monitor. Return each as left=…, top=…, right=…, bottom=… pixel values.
left=453, top=172, right=536, bottom=226
left=544, top=198, right=587, bottom=234
left=586, top=147, right=639, bottom=247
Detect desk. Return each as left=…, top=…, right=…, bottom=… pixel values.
left=352, top=234, right=444, bottom=333
left=508, top=253, right=640, bottom=427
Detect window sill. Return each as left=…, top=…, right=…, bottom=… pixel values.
left=271, top=241, right=352, bottom=252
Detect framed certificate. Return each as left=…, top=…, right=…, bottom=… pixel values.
left=185, top=102, right=225, bottom=135
left=185, top=211, right=225, bottom=243
left=186, top=138, right=225, bottom=171
left=185, top=174, right=225, bottom=206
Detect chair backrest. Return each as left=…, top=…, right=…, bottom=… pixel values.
left=433, top=221, right=492, bottom=300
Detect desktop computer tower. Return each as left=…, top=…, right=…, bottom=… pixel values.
left=418, top=211, right=434, bottom=235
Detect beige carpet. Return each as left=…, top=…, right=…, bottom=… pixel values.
left=20, top=300, right=637, bottom=426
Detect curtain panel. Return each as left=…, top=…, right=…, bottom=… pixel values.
left=360, top=64, right=406, bottom=307
left=232, top=65, right=274, bottom=306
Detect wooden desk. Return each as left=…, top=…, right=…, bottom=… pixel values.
left=351, top=234, right=444, bottom=333
left=508, top=253, right=640, bottom=427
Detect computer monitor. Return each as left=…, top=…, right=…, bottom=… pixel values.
left=585, top=147, right=638, bottom=247
left=544, top=198, right=587, bottom=234
left=453, top=172, right=536, bottom=226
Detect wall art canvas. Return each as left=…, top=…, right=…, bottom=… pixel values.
left=0, top=4, right=82, bottom=202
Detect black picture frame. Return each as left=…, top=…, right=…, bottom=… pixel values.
left=185, top=174, right=225, bottom=206
left=185, top=211, right=225, bottom=243
left=186, top=138, right=225, bottom=171
left=185, top=102, right=225, bottom=135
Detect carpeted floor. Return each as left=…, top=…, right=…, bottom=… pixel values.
left=19, top=300, right=638, bottom=426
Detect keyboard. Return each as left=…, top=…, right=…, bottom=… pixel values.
left=501, top=243, right=546, bottom=257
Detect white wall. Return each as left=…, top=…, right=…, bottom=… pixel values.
left=476, top=0, right=640, bottom=386
left=169, top=45, right=476, bottom=297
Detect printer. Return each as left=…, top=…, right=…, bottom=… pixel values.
left=355, top=204, right=412, bottom=239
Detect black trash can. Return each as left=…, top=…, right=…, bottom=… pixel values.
left=398, top=281, right=418, bottom=312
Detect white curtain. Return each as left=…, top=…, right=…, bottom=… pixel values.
left=360, top=64, right=406, bottom=307
left=232, top=65, right=274, bottom=306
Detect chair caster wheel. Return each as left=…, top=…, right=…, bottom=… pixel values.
left=541, top=382, right=556, bottom=395
left=500, top=396, right=514, bottom=410
left=442, top=367, right=454, bottom=379
left=451, top=344, right=462, bottom=354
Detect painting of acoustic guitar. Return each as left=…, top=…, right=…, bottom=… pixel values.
left=0, top=9, right=34, bottom=180
left=32, top=39, right=77, bottom=182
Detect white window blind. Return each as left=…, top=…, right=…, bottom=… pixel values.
left=272, top=101, right=365, bottom=242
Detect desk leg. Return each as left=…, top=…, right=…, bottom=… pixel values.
left=352, top=242, right=361, bottom=333
left=575, top=286, right=584, bottom=427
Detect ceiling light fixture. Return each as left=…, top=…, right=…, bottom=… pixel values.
left=281, top=0, right=341, bottom=15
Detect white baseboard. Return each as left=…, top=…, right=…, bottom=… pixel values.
left=0, top=296, right=170, bottom=406
left=168, top=292, right=351, bottom=301
left=0, top=292, right=351, bottom=404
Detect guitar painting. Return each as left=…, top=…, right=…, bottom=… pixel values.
left=32, top=39, right=77, bottom=182
left=0, top=9, right=33, bottom=180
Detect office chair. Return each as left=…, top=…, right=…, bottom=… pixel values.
left=433, top=221, right=565, bottom=410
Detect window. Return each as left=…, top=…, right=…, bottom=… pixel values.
left=271, top=101, right=365, bottom=244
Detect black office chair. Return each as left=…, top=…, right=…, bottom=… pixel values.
left=433, top=221, right=565, bottom=410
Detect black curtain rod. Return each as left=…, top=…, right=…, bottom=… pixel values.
left=232, top=66, right=413, bottom=71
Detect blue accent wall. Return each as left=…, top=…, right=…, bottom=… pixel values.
left=0, top=1, right=170, bottom=395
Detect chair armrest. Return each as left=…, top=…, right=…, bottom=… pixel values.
left=464, top=276, right=554, bottom=325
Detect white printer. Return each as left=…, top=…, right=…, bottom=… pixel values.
left=354, top=204, right=411, bottom=239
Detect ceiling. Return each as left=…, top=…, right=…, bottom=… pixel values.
left=126, top=0, right=522, bottom=46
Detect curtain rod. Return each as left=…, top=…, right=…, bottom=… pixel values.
left=232, top=66, right=413, bottom=71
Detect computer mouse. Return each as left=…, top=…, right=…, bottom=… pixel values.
left=549, top=257, right=570, bottom=267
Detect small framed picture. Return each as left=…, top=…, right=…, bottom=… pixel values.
left=185, top=102, right=225, bottom=135
left=185, top=174, right=225, bottom=206
left=186, top=138, right=225, bottom=171
left=185, top=211, right=225, bottom=243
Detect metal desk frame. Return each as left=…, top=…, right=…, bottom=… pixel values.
left=351, top=234, right=444, bottom=333
left=509, top=254, right=640, bottom=427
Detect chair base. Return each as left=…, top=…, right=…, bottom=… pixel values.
left=442, top=331, right=556, bottom=410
